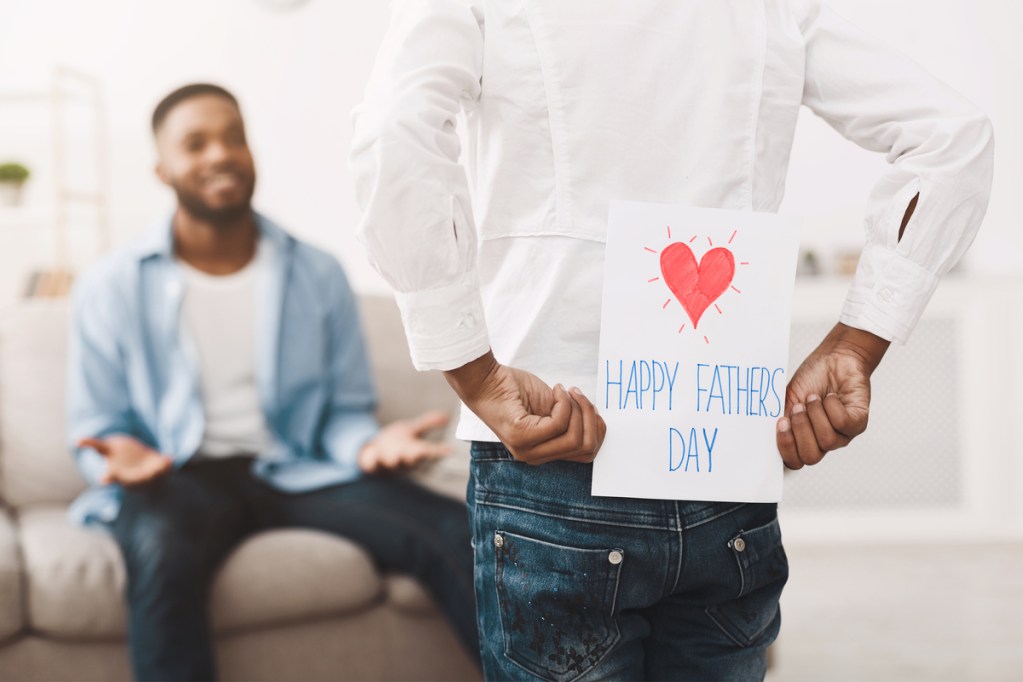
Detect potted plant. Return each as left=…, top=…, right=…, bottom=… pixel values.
left=0, top=162, right=31, bottom=207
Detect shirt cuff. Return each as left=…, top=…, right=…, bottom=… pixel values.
left=323, top=412, right=380, bottom=469
left=393, top=274, right=491, bottom=371
left=74, top=446, right=109, bottom=487
left=839, top=244, right=940, bottom=344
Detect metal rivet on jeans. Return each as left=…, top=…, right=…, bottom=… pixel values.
left=494, top=533, right=504, bottom=548
left=608, top=550, right=623, bottom=565
left=733, top=538, right=746, bottom=552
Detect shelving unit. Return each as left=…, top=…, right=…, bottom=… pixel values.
left=0, top=67, right=109, bottom=299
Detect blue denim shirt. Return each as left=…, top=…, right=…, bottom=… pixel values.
left=67, top=213, right=380, bottom=526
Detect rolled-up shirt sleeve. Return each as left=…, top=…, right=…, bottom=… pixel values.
left=350, top=0, right=488, bottom=370
left=319, top=259, right=380, bottom=470
left=797, top=0, right=994, bottom=342
left=67, top=275, right=136, bottom=486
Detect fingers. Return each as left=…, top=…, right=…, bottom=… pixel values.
left=516, top=388, right=584, bottom=464
left=467, top=365, right=602, bottom=464
left=568, top=387, right=606, bottom=463
left=504, top=385, right=575, bottom=450
left=398, top=442, right=451, bottom=466
left=110, top=455, right=173, bottom=486
left=153, top=455, right=174, bottom=478
left=361, top=441, right=453, bottom=474
left=127, top=454, right=172, bottom=485
left=777, top=393, right=863, bottom=469
left=789, top=402, right=824, bottom=466
left=805, top=394, right=850, bottom=452
left=822, top=394, right=868, bottom=439
left=571, top=387, right=598, bottom=462
left=358, top=444, right=380, bottom=474
left=510, top=387, right=605, bottom=465
left=78, top=437, right=110, bottom=456
left=408, top=410, right=451, bottom=436
left=775, top=417, right=801, bottom=470
left=375, top=444, right=403, bottom=472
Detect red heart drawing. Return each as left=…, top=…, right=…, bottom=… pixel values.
left=660, top=243, right=735, bottom=329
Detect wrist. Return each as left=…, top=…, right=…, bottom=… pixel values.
left=827, top=323, right=890, bottom=374
left=357, top=440, right=377, bottom=470
left=443, top=350, right=498, bottom=402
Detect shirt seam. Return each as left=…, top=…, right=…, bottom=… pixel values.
left=745, top=0, right=769, bottom=210
left=522, top=3, right=572, bottom=235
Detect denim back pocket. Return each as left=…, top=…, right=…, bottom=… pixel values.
left=495, top=530, right=624, bottom=682
left=705, top=516, right=789, bottom=647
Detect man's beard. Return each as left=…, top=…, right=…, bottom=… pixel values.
left=175, top=181, right=255, bottom=224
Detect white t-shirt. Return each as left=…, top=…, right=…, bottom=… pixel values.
left=178, top=244, right=274, bottom=458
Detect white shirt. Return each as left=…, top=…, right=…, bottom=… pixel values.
left=351, top=0, right=994, bottom=441
left=179, top=245, right=275, bottom=457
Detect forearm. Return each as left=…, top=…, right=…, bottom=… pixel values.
left=443, top=350, right=499, bottom=402
left=822, top=323, right=890, bottom=374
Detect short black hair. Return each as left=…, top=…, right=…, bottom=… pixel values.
left=151, top=83, right=239, bottom=134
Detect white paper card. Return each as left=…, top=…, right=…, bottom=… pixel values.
left=592, top=201, right=800, bottom=502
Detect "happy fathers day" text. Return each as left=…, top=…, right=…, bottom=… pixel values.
left=604, top=359, right=785, bottom=473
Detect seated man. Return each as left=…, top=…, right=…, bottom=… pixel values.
left=67, top=83, right=478, bottom=681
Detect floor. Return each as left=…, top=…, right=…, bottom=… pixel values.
left=766, top=543, right=1023, bottom=682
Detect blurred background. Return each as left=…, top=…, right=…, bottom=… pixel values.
left=0, top=0, right=1020, bottom=680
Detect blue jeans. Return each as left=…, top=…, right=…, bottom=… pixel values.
left=468, top=442, right=788, bottom=681
left=110, top=456, right=479, bottom=681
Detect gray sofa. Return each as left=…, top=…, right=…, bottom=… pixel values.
left=0, top=296, right=480, bottom=681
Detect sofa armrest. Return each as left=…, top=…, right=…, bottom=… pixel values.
left=0, top=507, right=23, bottom=643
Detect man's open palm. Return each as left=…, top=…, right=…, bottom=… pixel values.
left=358, top=410, right=453, bottom=473
left=78, top=435, right=173, bottom=486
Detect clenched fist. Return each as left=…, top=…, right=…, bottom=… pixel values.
left=777, top=323, right=890, bottom=469
left=444, top=351, right=606, bottom=465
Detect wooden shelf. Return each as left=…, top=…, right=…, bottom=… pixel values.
left=0, top=67, right=109, bottom=266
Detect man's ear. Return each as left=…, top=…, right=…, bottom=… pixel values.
left=155, top=160, right=170, bottom=187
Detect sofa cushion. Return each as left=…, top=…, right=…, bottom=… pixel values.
left=208, top=528, right=382, bottom=634
left=0, top=301, right=85, bottom=508
left=0, top=508, right=23, bottom=642
left=18, top=506, right=126, bottom=638
left=18, top=505, right=383, bottom=639
left=384, top=573, right=439, bottom=615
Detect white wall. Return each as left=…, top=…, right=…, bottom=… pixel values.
left=0, top=0, right=396, bottom=293
left=780, top=1, right=1018, bottom=276
left=0, top=0, right=1020, bottom=297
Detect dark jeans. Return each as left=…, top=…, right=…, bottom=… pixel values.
left=109, top=456, right=478, bottom=682
left=469, top=442, right=788, bottom=682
